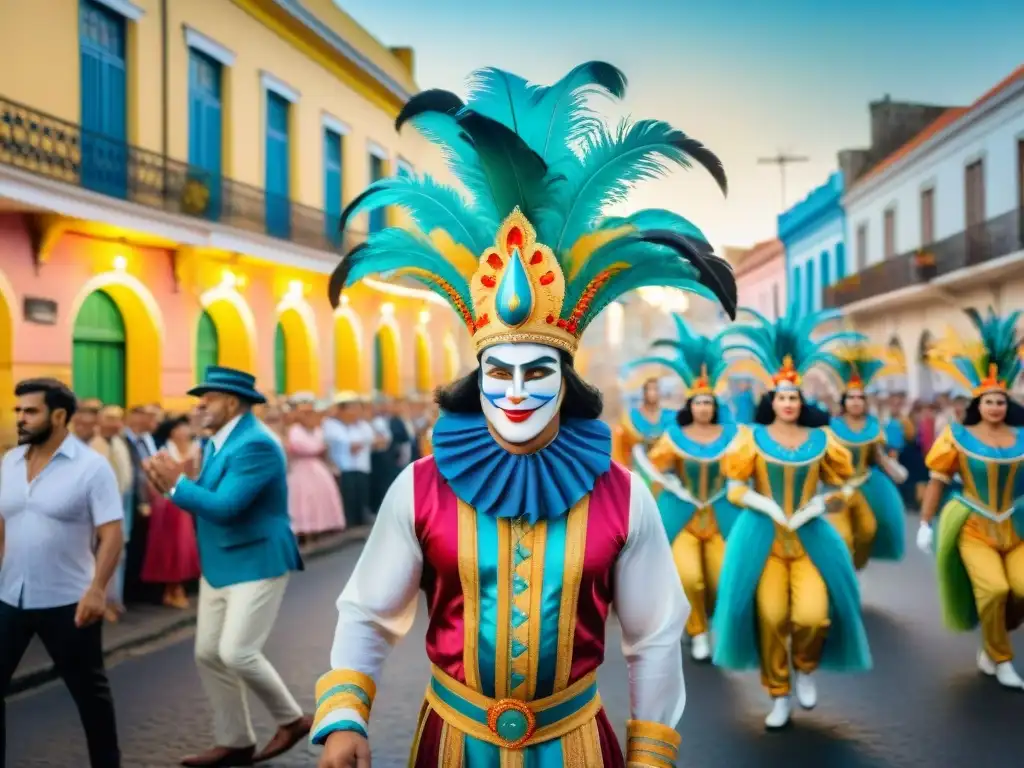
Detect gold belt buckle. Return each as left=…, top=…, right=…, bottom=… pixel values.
left=486, top=698, right=537, bottom=749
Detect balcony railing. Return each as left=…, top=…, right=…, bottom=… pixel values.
left=824, top=206, right=1024, bottom=309
left=0, top=95, right=365, bottom=253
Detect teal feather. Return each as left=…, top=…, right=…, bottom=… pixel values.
left=465, top=61, right=626, bottom=166
left=405, top=113, right=500, bottom=222
left=339, top=175, right=494, bottom=253
left=624, top=314, right=731, bottom=390
left=601, top=209, right=708, bottom=243
left=550, top=119, right=719, bottom=253
left=341, top=229, right=472, bottom=316
left=721, top=305, right=854, bottom=383
left=622, top=355, right=695, bottom=383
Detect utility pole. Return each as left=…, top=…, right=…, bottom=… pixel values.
left=758, top=152, right=810, bottom=209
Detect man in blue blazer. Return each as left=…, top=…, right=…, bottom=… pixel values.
left=144, top=366, right=311, bottom=767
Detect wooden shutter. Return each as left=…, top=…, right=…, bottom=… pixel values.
left=883, top=209, right=896, bottom=259
left=920, top=188, right=935, bottom=246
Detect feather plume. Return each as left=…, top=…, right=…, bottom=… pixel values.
left=623, top=313, right=731, bottom=390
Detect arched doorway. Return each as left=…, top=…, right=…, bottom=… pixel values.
left=274, top=308, right=316, bottom=395
left=195, top=310, right=219, bottom=383
left=374, top=324, right=400, bottom=396
left=414, top=329, right=432, bottom=393
left=443, top=333, right=459, bottom=383
left=0, top=283, right=14, bottom=446
left=73, top=290, right=126, bottom=405
left=334, top=313, right=361, bottom=392
left=200, top=294, right=256, bottom=375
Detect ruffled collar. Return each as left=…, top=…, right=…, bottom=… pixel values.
left=431, top=412, right=612, bottom=523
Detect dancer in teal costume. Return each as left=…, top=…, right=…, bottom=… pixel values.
left=823, top=345, right=907, bottom=570
left=712, top=306, right=872, bottom=730
left=624, top=313, right=742, bottom=662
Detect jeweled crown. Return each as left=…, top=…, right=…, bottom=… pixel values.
left=773, top=355, right=802, bottom=388
left=688, top=364, right=714, bottom=397
left=974, top=362, right=1007, bottom=397
left=469, top=208, right=586, bottom=356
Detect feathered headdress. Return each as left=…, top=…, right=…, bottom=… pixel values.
left=621, top=314, right=729, bottom=397
left=720, top=305, right=865, bottom=391
left=926, top=308, right=1022, bottom=397
left=327, top=62, right=736, bottom=358
left=827, top=344, right=889, bottom=394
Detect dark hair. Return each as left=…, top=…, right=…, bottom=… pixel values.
left=15, top=378, right=77, bottom=421
left=755, top=390, right=831, bottom=427
left=153, top=414, right=191, bottom=448
left=962, top=393, right=1024, bottom=427
left=435, top=349, right=603, bottom=420
left=676, top=395, right=719, bottom=426
left=838, top=390, right=868, bottom=413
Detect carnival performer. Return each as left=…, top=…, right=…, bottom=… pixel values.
left=712, top=307, right=872, bottom=730
left=625, top=314, right=740, bottom=662
left=823, top=346, right=907, bottom=570
left=611, top=377, right=676, bottom=467
left=312, top=61, right=737, bottom=768
left=916, top=308, right=1024, bottom=689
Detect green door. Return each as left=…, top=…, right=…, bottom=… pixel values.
left=72, top=289, right=126, bottom=405
left=374, top=332, right=384, bottom=392
left=274, top=322, right=287, bottom=394
left=195, top=310, right=219, bottom=383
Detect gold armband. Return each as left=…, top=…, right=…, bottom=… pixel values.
left=311, top=669, right=377, bottom=743
left=625, top=719, right=681, bottom=767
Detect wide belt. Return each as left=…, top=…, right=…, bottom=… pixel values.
left=955, top=493, right=1016, bottom=524
left=425, top=665, right=601, bottom=750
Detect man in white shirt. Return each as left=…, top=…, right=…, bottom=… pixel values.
left=0, top=378, right=124, bottom=768
left=323, top=393, right=374, bottom=527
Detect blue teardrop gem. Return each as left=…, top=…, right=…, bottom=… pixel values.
left=495, top=248, right=533, bottom=327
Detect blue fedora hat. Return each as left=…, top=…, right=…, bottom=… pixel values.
left=188, top=365, right=266, bottom=404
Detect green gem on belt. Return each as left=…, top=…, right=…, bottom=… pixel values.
left=495, top=709, right=530, bottom=741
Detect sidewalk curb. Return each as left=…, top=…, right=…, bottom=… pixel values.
left=8, top=527, right=370, bottom=696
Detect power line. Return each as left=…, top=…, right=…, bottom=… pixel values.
left=757, top=153, right=810, bottom=209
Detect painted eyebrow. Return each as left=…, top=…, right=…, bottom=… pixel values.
left=483, top=355, right=559, bottom=369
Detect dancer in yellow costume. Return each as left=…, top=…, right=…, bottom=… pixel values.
left=626, top=313, right=741, bottom=662
left=916, top=307, right=1024, bottom=689
left=712, top=306, right=872, bottom=729
left=823, top=345, right=908, bottom=570
left=611, top=377, right=676, bottom=467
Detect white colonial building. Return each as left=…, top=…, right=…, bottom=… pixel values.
left=828, top=65, right=1024, bottom=399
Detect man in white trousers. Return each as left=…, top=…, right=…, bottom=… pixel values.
left=145, top=367, right=311, bottom=767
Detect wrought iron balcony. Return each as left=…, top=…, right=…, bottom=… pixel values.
left=824, top=206, right=1024, bottom=309
left=0, top=95, right=365, bottom=254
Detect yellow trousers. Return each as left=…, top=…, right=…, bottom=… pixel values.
left=671, top=530, right=725, bottom=637
left=959, top=530, right=1024, bottom=663
left=828, top=491, right=877, bottom=570
left=756, top=554, right=830, bottom=697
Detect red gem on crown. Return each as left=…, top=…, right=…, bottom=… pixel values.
left=506, top=227, right=523, bottom=252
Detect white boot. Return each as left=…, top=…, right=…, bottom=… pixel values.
left=995, top=662, right=1024, bottom=689
left=977, top=648, right=997, bottom=676
left=794, top=671, right=817, bottom=709
left=690, top=632, right=711, bottom=662
left=764, top=696, right=792, bottom=729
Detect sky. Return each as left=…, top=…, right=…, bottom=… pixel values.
left=335, top=0, right=1023, bottom=252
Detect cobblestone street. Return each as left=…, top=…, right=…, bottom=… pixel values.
left=6, top=521, right=1024, bottom=767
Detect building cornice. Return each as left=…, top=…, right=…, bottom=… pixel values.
left=778, top=172, right=844, bottom=244
left=844, top=76, right=1024, bottom=207
left=734, top=240, right=784, bottom=277
left=233, top=0, right=413, bottom=115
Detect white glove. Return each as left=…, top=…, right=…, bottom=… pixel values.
left=729, top=481, right=789, bottom=529
left=878, top=454, right=910, bottom=484
left=788, top=495, right=828, bottom=531
left=916, top=522, right=933, bottom=554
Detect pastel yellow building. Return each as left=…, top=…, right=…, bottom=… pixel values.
left=0, top=0, right=472, bottom=440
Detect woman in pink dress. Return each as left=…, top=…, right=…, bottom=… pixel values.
left=141, top=415, right=201, bottom=608
left=286, top=394, right=345, bottom=542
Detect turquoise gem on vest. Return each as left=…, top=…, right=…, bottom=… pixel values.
left=495, top=248, right=533, bottom=327
left=495, top=709, right=530, bottom=742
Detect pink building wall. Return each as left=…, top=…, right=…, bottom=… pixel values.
left=0, top=213, right=461, bottom=425
left=734, top=239, right=787, bottom=319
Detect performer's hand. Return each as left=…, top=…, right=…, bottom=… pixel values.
left=319, top=730, right=370, bottom=768
left=146, top=453, right=185, bottom=493
left=75, top=585, right=107, bottom=628
left=916, top=522, right=933, bottom=554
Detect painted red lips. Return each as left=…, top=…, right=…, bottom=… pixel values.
left=500, top=408, right=537, bottom=423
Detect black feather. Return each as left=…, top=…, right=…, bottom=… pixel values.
left=637, top=230, right=738, bottom=319
left=454, top=110, right=549, bottom=219
left=670, top=135, right=728, bottom=197
left=575, top=62, right=628, bottom=100
left=395, top=89, right=465, bottom=132
left=328, top=243, right=370, bottom=309
left=336, top=187, right=380, bottom=242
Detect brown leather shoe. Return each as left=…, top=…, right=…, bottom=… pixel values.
left=180, top=745, right=255, bottom=767
left=253, top=714, right=313, bottom=763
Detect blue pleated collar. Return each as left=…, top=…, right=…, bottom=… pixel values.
left=831, top=415, right=882, bottom=446
left=431, top=412, right=612, bottom=523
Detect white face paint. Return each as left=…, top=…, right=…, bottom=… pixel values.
left=479, top=342, right=563, bottom=444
